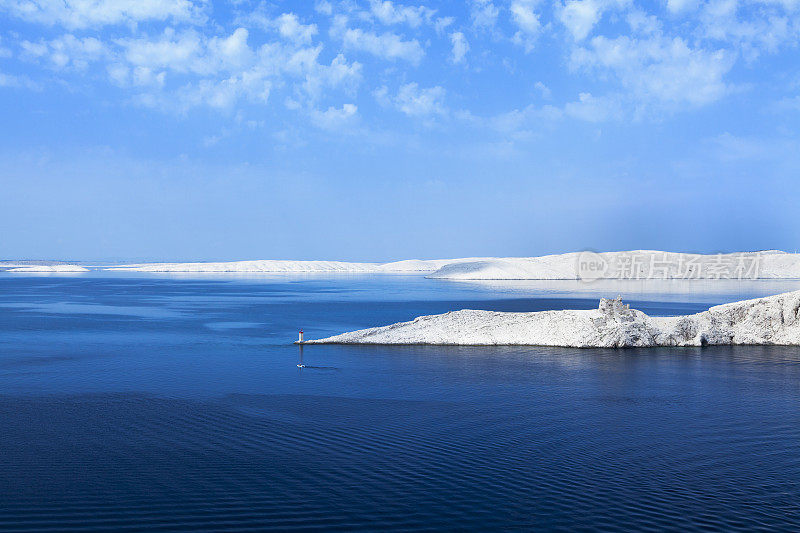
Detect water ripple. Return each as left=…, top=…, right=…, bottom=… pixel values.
left=0, top=393, right=798, bottom=531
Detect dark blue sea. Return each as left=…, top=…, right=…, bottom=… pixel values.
left=1, top=273, right=800, bottom=531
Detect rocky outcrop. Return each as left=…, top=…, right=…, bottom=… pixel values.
left=303, top=291, right=800, bottom=347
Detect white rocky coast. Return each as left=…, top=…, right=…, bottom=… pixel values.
left=102, top=250, right=800, bottom=279
left=7, top=265, right=89, bottom=273
left=303, top=290, right=800, bottom=347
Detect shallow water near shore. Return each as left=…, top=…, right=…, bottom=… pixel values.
left=1, top=273, right=800, bottom=530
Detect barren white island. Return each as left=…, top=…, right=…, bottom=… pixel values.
left=302, top=290, right=800, bottom=347
left=99, top=250, right=800, bottom=278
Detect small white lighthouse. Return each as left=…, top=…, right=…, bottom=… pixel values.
left=298, top=329, right=304, bottom=343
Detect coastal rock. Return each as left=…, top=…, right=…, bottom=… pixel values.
left=303, top=290, right=800, bottom=347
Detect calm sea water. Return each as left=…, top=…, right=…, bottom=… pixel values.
left=1, top=273, right=800, bottom=531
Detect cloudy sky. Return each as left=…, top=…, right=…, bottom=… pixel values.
left=1, top=0, right=799, bottom=261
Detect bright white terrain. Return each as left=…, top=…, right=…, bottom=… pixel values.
left=101, top=251, right=800, bottom=279
left=7, top=265, right=89, bottom=273
left=427, top=250, right=800, bottom=280
left=105, top=258, right=485, bottom=273
left=303, top=290, right=800, bottom=347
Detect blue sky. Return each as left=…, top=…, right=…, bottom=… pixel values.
left=1, top=0, right=799, bottom=261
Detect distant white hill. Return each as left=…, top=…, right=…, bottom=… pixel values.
left=8, top=265, right=89, bottom=273
left=107, top=260, right=380, bottom=273
left=106, top=258, right=486, bottom=273
left=426, top=250, right=800, bottom=280
left=304, top=290, right=800, bottom=347
left=104, top=251, right=800, bottom=279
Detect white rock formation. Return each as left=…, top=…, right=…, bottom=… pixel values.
left=105, top=258, right=485, bottom=273
left=102, top=251, right=800, bottom=279
left=8, top=265, right=89, bottom=273
left=303, top=290, right=800, bottom=347
left=427, top=250, right=800, bottom=280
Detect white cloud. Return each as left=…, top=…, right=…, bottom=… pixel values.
left=626, top=9, right=661, bottom=35
left=244, top=11, right=318, bottom=45
left=315, top=1, right=333, bottom=15
left=373, top=84, right=390, bottom=103
left=776, top=95, right=800, bottom=111
left=558, top=0, right=602, bottom=40
left=276, top=13, right=318, bottom=44
left=487, top=105, right=543, bottom=137
left=118, top=30, right=203, bottom=74
left=5, top=0, right=795, bottom=129
left=490, top=107, right=523, bottom=131
left=106, top=63, right=128, bottom=85
left=21, top=34, right=108, bottom=70
left=666, top=0, right=699, bottom=14
left=259, top=44, right=362, bottom=105
left=108, top=64, right=166, bottom=88
left=368, top=0, right=436, bottom=27
left=450, top=32, right=469, bottom=63
left=310, top=103, right=358, bottom=129
left=108, top=26, right=360, bottom=112
left=471, top=0, right=499, bottom=30
left=487, top=91, right=619, bottom=131
left=563, top=92, right=620, bottom=121
left=434, top=16, right=454, bottom=34
left=134, top=66, right=166, bottom=87
left=511, top=0, right=543, bottom=51
left=209, top=28, right=252, bottom=69
left=108, top=62, right=166, bottom=88
left=698, top=0, right=795, bottom=59
left=118, top=28, right=252, bottom=76
left=0, top=70, right=39, bottom=89
left=709, top=132, right=800, bottom=163
left=171, top=74, right=271, bottom=110
left=299, top=52, right=363, bottom=101
left=571, top=34, right=735, bottom=108
left=338, top=27, right=424, bottom=64
left=0, top=0, right=205, bottom=29
left=557, top=0, right=631, bottom=41
left=393, top=82, right=446, bottom=116
left=534, top=81, right=551, bottom=98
